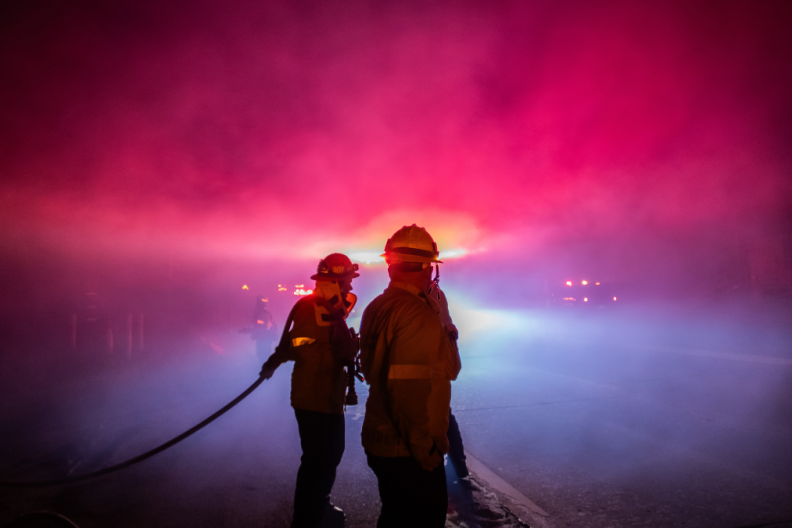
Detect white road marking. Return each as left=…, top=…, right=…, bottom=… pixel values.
left=464, top=448, right=550, bottom=520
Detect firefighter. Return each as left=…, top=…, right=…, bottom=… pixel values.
left=260, top=253, right=360, bottom=528
left=251, top=296, right=277, bottom=363
left=428, top=286, right=469, bottom=480
left=359, top=225, right=461, bottom=527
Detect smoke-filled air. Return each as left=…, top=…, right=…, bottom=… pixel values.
left=1, top=1, right=791, bottom=528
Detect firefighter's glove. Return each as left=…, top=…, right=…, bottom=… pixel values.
left=259, top=358, right=278, bottom=379
left=419, top=443, right=444, bottom=472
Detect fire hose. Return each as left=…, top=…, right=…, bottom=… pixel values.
left=0, top=374, right=266, bottom=488
left=1, top=298, right=362, bottom=489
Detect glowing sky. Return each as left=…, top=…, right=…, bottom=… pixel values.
left=1, top=1, right=790, bottom=278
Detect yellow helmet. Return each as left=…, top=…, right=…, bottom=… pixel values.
left=382, top=224, right=442, bottom=264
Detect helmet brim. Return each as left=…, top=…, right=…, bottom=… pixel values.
left=381, top=252, right=442, bottom=264
left=310, top=272, right=360, bottom=281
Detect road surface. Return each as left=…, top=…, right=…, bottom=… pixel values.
left=1, top=301, right=790, bottom=527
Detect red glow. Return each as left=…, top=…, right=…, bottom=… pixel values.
left=0, top=1, right=788, bottom=282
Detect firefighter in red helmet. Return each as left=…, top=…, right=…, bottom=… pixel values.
left=260, top=253, right=360, bottom=528
left=359, top=225, right=461, bottom=527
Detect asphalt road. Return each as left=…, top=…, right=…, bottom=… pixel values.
left=451, top=303, right=792, bottom=528
left=1, top=301, right=790, bottom=528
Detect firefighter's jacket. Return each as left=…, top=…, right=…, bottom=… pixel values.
left=360, top=281, right=461, bottom=465
left=264, top=288, right=357, bottom=415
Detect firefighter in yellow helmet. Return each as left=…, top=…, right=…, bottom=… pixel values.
left=359, top=225, right=461, bottom=527
left=260, top=253, right=360, bottom=528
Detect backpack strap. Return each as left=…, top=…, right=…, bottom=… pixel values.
left=261, top=297, right=313, bottom=370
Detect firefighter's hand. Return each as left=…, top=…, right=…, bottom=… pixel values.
left=259, top=362, right=277, bottom=379
left=445, top=324, right=459, bottom=342
left=419, top=445, right=444, bottom=471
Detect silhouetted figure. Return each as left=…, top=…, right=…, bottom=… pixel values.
left=361, top=225, right=461, bottom=528
left=251, top=296, right=277, bottom=363
left=429, top=287, right=470, bottom=480
left=260, top=254, right=360, bottom=528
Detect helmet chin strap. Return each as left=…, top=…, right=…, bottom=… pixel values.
left=428, top=263, right=440, bottom=300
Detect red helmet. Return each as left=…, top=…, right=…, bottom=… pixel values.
left=310, top=253, right=360, bottom=281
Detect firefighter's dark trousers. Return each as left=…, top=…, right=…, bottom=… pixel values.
left=292, top=409, right=345, bottom=528
left=447, top=411, right=469, bottom=478
left=366, top=452, right=448, bottom=528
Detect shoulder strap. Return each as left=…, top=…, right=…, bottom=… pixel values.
left=264, top=297, right=313, bottom=368
left=279, top=296, right=314, bottom=347
left=313, top=295, right=346, bottom=323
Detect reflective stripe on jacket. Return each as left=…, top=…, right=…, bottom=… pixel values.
left=360, top=282, right=461, bottom=463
